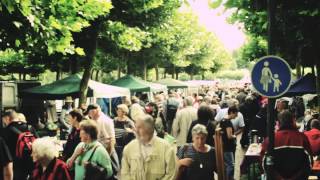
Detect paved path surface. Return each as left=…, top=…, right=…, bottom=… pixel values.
left=235, top=133, right=246, bottom=180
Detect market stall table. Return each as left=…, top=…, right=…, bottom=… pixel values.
left=240, top=143, right=262, bottom=179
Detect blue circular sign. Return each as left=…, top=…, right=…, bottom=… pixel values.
left=251, top=56, right=292, bottom=98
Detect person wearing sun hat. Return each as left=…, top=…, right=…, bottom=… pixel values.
left=59, top=96, right=73, bottom=130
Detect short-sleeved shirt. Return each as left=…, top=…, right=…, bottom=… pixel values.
left=220, top=119, right=236, bottom=152
left=177, top=144, right=216, bottom=180
left=215, top=108, right=245, bottom=132
left=0, top=137, right=12, bottom=180
left=114, top=118, right=135, bottom=147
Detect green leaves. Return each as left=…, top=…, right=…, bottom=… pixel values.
left=208, top=0, right=223, bottom=9
left=0, top=48, right=45, bottom=75
left=107, top=21, right=151, bottom=51
left=1, top=0, right=113, bottom=55
left=127, top=0, right=164, bottom=13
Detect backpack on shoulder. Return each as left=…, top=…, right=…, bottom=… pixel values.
left=10, top=126, right=36, bottom=159
left=10, top=125, right=36, bottom=174
left=166, top=100, right=178, bottom=133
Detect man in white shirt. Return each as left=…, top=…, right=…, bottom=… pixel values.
left=215, top=107, right=245, bottom=135
left=87, top=104, right=115, bottom=152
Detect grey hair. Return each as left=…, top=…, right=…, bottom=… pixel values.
left=184, top=96, right=194, bottom=106
left=138, top=114, right=155, bottom=133
left=192, top=124, right=208, bottom=136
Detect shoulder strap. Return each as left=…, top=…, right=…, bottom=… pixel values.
left=182, top=144, right=190, bottom=158
left=87, top=145, right=99, bottom=162
left=9, top=126, right=22, bottom=135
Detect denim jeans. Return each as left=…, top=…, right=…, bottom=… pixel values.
left=224, top=152, right=235, bottom=180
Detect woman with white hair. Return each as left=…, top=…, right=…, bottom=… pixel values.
left=177, top=124, right=217, bottom=180
left=114, top=104, right=135, bottom=161
left=31, top=137, right=71, bottom=180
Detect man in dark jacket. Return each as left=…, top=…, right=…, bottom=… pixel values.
left=0, top=137, right=13, bottom=180
left=1, top=110, right=37, bottom=180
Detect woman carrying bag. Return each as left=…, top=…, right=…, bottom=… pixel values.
left=67, top=120, right=113, bottom=180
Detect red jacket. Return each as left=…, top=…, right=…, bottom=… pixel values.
left=32, top=158, right=71, bottom=180
left=261, top=129, right=312, bottom=179
left=261, top=129, right=312, bottom=158
left=304, top=128, right=320, bottom=156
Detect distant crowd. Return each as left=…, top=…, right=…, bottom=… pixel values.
left=0, top=85, right=319, bottom=180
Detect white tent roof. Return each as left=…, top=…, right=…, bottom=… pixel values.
left=148, top=82, right=168, bottom=92
left=88, top=80, right=130, bottom=98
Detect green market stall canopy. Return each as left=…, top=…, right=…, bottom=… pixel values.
left=111, top=75, right=167, bottom=93
left=156, top=79, right=188, bottom=89
left=20, top=74, right=130, bottom=100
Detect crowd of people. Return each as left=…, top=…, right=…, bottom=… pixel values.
left=0, top=85, right=319, bottom=180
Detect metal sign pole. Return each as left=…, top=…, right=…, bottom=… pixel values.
left=266, top=98, right=275, bottom=180
left=266, top=0, right=276, bottom=179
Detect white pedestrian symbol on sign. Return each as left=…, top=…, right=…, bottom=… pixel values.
left=272, top=74, right=282, bottom=92
left=259, top=61, right=282, bottom=93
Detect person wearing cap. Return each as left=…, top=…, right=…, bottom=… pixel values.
left=86, top=104, right=115, bottom=153
left=59, top=96, right=73, bottom=130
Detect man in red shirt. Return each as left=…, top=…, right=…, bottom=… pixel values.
left=304, top=119, right=320, bottom=156
left=261, top=110, right=312, bottom=180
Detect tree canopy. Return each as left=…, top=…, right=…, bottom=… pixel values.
left=223, top=0, right=320, bottom=69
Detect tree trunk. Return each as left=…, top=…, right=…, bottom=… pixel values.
left=117, top=63, right=121, bottom=79
left=164, top=69, right=167, bottom=78
left=302, top=66, right=305, bottom=76
left=190, top=73, right=194, bottom=80
left=155, top=64, right=159, bottom=81
left=23, top=73, right=26, bottom=80
left=95, top=70, right=100, bottom=81
left=201, top=72, right=205, bottom=80
left=175, top=72, right=179, bottom=80
left=70, top=55, right=80, bottom=74
left=296, top=61, right=302, bottom=78
left=19, top=73, right=22, bottom=80
left=91, top=70, right=95, bottom=79
left=172, top=66, right=175, bottom=79
left=79, top=20, right=101, bottom=105
left=56, top=69, right=61, bottom=80
left=143, top=59, right=147, bottom=80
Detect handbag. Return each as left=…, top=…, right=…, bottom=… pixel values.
left=84, top=145, right=109, bottom=180
left=176, top=145, right=189, bottom=180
